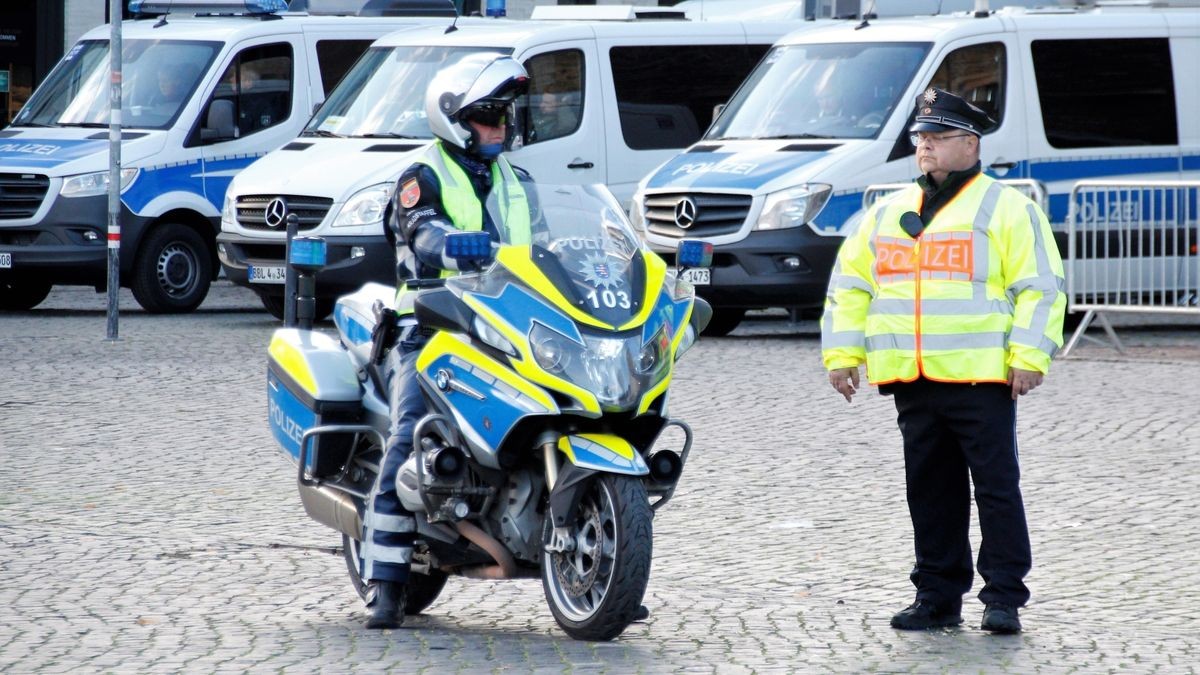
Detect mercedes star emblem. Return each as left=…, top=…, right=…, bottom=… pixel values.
left=264, top=197, right=288, bottom=229
left=674, top=196, right=698, bottom=229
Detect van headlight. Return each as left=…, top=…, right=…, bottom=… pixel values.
left=628, top=193, right=646, bottom=231
left=221, top=193, right=236, bottom=228
left=333, top=182, right=392, bottom=227
left=755, top=184, right=831, bottom=231
left=60, top=169, right=139, bottom=198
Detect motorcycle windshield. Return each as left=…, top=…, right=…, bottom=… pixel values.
left=485, top=183, right=648, bottom=327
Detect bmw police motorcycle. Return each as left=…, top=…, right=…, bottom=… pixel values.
left=267, top=183, right=712, bottom=640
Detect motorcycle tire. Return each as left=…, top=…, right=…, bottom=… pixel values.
left=541, top=474, right=652, bottom=641
left=341, top=534, right=449, bottom=615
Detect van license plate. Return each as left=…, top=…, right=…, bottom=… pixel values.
left=249, top=265, right=286, bottom=284
left=679, top=268, right=709, bottom=285
left=0, top=253, right=11, bottom=269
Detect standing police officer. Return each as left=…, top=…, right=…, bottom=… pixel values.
left=359, top=54, right=532, bottom=630
left=821, top=88, right=1065, bottom=634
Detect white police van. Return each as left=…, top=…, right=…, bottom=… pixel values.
left=634, top=1, right=1200, bottom=335
left=0, top=0, right=451, bottom=313
left=217, top=15, right=811, bottom=318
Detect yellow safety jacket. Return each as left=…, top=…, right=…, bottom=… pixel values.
left=821, top=173, right=1065, bottom=384
left=396, top=142, right=531, bottom=314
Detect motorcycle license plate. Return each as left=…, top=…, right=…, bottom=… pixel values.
left=249, top=264, right=286, bottom=284
left=0, top=253, right=11, bottom=268
left=679, top=268, right=709, bottom=286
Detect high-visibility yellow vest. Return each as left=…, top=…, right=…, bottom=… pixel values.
left=395, top=142, right=531, bottom=314
left=821, top=173, right=1065, bottom=384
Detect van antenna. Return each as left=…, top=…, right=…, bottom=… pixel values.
left=445, top=9, right=459, bottom=34
left=855, top=0, right=877, bottom=30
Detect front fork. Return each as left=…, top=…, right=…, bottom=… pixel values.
left=539, top=433, right=576, bottom=554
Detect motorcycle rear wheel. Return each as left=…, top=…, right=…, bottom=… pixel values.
left=342, top=534, right=449, bottom=615
left=541, top=474, right=652, bottom=641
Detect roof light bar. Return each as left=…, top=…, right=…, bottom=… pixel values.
left=128, top=0, right=289, bottom=15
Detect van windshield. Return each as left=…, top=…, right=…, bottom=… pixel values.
left=305, top=46, right=512, bottom=139
left=13, top=39, right=219, bottom=130
left=706, top=42, right=930, bottom=142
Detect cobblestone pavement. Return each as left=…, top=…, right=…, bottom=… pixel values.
left=2, top=282, right=1198, bottom=673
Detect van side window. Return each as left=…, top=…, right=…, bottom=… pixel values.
left=315, top=40, right=373, bottom=97
left=609, top=45, right=764, bottom=151
left=210, top=43, right=294, bottom=140
left=521, top=49, right=585, bottom=145
left=1032, top=38, right=1177, bottom=149
left=926, top=42, right=1006, bottom=126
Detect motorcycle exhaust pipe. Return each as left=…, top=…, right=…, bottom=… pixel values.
left=298, top=482, right=362, bottom=539
left=648, top=449, right=683, bottom=484
left=453, top=519, right=526, bottom=579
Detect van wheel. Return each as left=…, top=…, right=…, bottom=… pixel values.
left=701, top=308, right=744, bottom=337
left=0, top=279, right=52, bottom=311
left=130, top=223, right=212, bottom=313
left=260, top=293, right=334, bottom=322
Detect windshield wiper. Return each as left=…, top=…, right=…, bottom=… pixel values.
left=61, top=122, right=110, bottom=128
left=301, top=129, right=342, bottom=138
left=358, top=133, right=427, bottom=139
left=759, top=133, right=836, bottom=140
left=12, top=122, right=56, bottom=128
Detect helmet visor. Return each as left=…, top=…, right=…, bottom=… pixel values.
left=461, top=102, right=509, bottom=128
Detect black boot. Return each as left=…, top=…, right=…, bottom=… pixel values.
left=364, top=581, right=406, bottom=629
left=981, top=603, right=1021, bottom=634
left=890, top=600, right=963, bottom=630
left=632, top=605, right=650, bottom=622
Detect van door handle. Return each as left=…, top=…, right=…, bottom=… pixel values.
left=989, top=161, right=1017, bottom=170
left=567, top=160, right=594, bottom=170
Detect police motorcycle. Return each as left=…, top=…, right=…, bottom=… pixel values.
left=267, top=183, right=713, bottom=641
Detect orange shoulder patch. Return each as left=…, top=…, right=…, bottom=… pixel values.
left=399, top=179, right=420, bottom=209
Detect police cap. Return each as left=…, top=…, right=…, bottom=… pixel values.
left=909, top=87, right=997, bottom=136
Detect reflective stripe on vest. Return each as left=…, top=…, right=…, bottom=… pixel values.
left=395, top=142, right=531, bottom=314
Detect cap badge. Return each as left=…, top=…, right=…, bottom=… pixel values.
left=922, top=107, right=932, bottom=114
left=923, top=88, right=938, bottom=105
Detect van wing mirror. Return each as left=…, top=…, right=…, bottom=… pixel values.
left=712, top=102, right=726, bottom=121
left=201, top=99, right=236, bottom=143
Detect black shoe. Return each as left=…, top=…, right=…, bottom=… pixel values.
left=890, top=600, right=963, bottom=630
left=981, top=603, right=1021, bottom=634
left=632, top=605, right=650, bottom=622
left=364, top=581, right=406, bottom=630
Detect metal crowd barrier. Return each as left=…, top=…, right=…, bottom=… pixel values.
left=862, top=179, right=1047, bottom=212
left=1061, top=179, right=1200, bottom=356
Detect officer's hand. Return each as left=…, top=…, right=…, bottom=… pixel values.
left=829, top=366, right=860, bottom=403
left=1008, top=367, right=1044, bottom=400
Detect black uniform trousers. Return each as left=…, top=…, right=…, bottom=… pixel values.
left=890, top=378, right=1032, bottom=610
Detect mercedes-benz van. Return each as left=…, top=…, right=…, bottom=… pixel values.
left=634, top=2, right=1200, bottom=335
left=217, top=16, right=809, bottom=318
left=0, top=0, right=449, bottom=313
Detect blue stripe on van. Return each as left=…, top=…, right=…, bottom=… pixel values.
left=644, top=150, right=824, bottom=190
left=1026, top=155, right=1181, bottom=183
left=0, top=138, right=107, bottom=167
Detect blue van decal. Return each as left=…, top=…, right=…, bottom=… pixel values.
left=645, top=150, right=823, bottom=191
left=123, top=160, right=208, bottom=213
left=0, top=138, right=107, bottom=167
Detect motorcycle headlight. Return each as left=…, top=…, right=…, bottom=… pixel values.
left=60, top=169, right=139, bottom=198
left=755, top=184, right=832, bottom=231
left=638, top=323, right=671, bottom=376
left=472, top=315, right=517, bottom=357
left=531, top=323, right=574, bottom=374
left=332, top=182, right=392, bottom=228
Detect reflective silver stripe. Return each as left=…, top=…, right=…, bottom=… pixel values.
left=880, top=272, right=916, bottom=283
left=921, top=331, right=1008, bottom=350
left=361, top=541, right=413, bottom=565
left=869, top=297, right=1011, bottom=316
left=1010, top=327, right=1059, bottom=357
left=1009, top=203, right=1063, bottom=344
left=866, top=333, right=915, bottom=352
left=830, top=273, right=874, bottom=294
left=822, top=328, right=866, bottom=349
left=364, top=512, right=416, bottom=533
left=971, top=181, right=1005, bottom=286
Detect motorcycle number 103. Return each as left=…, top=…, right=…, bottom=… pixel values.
left=585, top=288, right=631, bottom=310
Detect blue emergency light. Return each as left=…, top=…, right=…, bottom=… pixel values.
left=129, top=0, right=288, bottom=14
left=677, top=240, right=713, bottom=268
left=289, top=236, right=327, bottom=271
left=445, top=231, right=492, bottom=263
left=485, top=0, right=506, bottom=17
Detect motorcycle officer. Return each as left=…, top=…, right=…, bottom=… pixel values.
left=359, top=54, right=534, bottom=630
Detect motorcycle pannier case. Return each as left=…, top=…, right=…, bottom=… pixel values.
left=267, top=328, right=363, bottom=478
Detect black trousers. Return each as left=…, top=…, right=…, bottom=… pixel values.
left=890, top=379, right=1032, bottom=609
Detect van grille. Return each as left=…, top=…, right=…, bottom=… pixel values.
left=236, top=194, right=334, bottom=232
left=644, top=192, right=751, bottom=238
left=0, top=173, right=50, bottom=220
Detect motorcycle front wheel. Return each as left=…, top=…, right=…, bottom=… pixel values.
left=541, top=474, right=652, bottom=641
left=342, top=534, right=449, bottom=615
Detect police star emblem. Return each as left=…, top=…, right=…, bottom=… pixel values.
left=923, top=88, right=938, bottom=105
left=580, top=253, right=623, bottom=290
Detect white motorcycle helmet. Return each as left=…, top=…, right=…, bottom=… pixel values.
left=426, top=53, right=530, bottom=159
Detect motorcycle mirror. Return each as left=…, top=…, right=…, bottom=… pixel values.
left=445, top=231, right=493, bottom=265
left=677, top=240, right=713, bottom=269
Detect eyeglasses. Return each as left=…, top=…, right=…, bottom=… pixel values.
left=462, top=104, right=508, bottom=128
left=910, top=132, right=972, bottom=147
